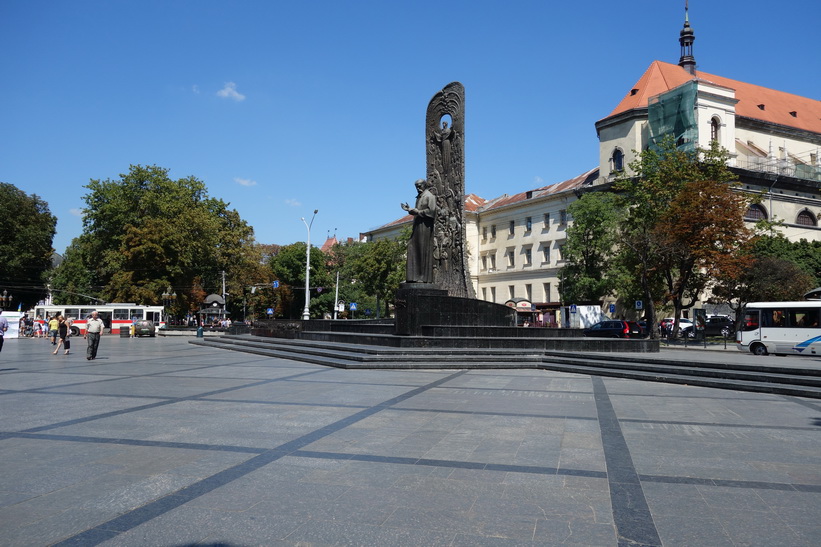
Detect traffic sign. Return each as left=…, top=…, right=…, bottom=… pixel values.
left=349, top=302, right=357, bottom=311
left=266, top=308, right=274, bottom=316
left=570, top=304, right=577, bottom=314
left=272, top=280, right=280, bottom=289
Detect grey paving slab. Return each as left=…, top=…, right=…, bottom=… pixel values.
left=0, top=335, right=819, bottom=546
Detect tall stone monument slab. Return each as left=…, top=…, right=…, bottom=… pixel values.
left=425, top=82, right=475, bottom=298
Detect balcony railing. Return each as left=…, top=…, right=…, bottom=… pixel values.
left=734, top=156, right=821, bottom=182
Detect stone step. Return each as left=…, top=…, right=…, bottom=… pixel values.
left=191, top=335, right=821, bottom=398
left=539, top=361, right=821, bottom=399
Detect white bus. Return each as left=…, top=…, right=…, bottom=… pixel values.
left=736, top=301, right=821, bottom=356
left=32, top=303, right=165, bottom=336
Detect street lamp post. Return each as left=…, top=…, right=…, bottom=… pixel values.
left=161, top=286, right=177, bottom=326
left=301, top=209, right=318, bottom=321
left=0, top=289, right=12, bottom=310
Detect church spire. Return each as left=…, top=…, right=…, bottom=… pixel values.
left=678, top=0, right=696, bottom=75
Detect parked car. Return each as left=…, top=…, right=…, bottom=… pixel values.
left=681, top=315, right=734, bottom=338
left=583, top=320, right=645, bottom=339
left=134, top=319, right=156, bottom=337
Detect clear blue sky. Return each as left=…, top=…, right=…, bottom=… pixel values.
left=2, top=0, right=818, bottom=254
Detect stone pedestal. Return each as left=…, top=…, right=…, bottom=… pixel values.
left=395, top=282, right=516, bottom=336
left=395, top=283, right=448, bottom=336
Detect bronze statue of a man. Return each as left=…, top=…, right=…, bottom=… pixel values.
left=401, top=179, right=436, bottom=283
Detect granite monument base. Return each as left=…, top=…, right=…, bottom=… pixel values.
left=394, top=282, right=515, bottom=336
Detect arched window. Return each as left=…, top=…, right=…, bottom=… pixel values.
left=612, top=148, right=624, bottom=172
left=744, top=204, right=768, bottom=221
left=710, top=117, right=721, bottom=143
left=796, top=210, right=817, bottom=226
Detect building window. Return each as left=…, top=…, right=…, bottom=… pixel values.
left=559, top=210, right=568, bottom=225
left=542, top=245, right=550, bottom=263
left=543, top=213, right=550, bottom=230
left=508, top=285, right=515, bottom=299
left=491, top=225, right=496, bottom=239
left=525, top=217, right=532, bottom=232
left=481, top=287, right=487, bottom=301
left=558, top=242, right=566, bottom=260
left=543, top=283, right=551, bottom=302
left=481, top=255, right=487, bottom=271
left=507, top=249, right=515, bottom=267
left=524, top=247, right=532, bottom=266
left=490, top=254, right=496, bottom=270
left=525, top=284, right=532, bottom=301
left=490, top=286, right=496, bottom=303
left=797, top=210, right=817, bottom=226
left=710, top=117, right=720, bottom=143
left=744, top=204, right=768, bottom=221
left=482, top=226, right=487, bottom=240
left=611, top=148, right=624, bottom=172
left=509, top=220, right=515, bottom=236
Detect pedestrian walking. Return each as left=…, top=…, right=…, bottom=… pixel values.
left=48, top=315, right=60, bottom=345
left=0, top=310, right=8, bottom=353
left=84, top=311, right=105, bottom=360
left=52, top=316, right=72, bottom=355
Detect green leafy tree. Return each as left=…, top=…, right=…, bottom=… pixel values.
left=614, top=137, right=751, bottom=336
left=712, top=234, right=819, bottom=319
left=0, top=183, right=57, bottom=309
left=560, top=192, right=624, bottom=303
left=51, top=165, right=263, bottom=318
left=268, top=242, right=333, bottom=318
left=712, top=255, right=814, bottom=321
left=352, top=238, right=406, bottom=318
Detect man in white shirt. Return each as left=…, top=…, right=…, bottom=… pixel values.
left=84, top=311, right=105, bottom=360
left=0, top=310, right=8, bottom=354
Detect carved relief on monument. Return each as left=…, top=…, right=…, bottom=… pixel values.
left=425, top=82, right=474, bottom=298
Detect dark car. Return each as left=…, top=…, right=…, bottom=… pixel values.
left=681, top=315, right=734, bottom=338
left=583, top=320, right=645, bottom=339
left=134, top=319, right=156, bottom=337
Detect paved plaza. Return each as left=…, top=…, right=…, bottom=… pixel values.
left=1, top=335, right=819, bottom=546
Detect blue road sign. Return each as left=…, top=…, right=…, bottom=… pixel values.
left=570, top=304, right=577, bottom=314
left=349, top=302, right=357, bottom=311
left=266, top=308, right=274, bottom=316
left=609, top=304, right=615, bottom=313
left=272, top=280, right=280, bottom=289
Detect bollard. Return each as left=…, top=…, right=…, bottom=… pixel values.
left=196, top=326, right=203, bottom=338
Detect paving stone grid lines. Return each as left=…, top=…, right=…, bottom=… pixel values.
left=0, top=336, right=819, bottom=546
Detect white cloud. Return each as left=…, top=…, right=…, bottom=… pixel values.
left=234, top=177, right=257, bottom=187
left=217, top=82, right=245, bottom=102
left=533, top=176, right=544, bottom=185
left=69, top=208, right=83, bottom=217
left=285, top=198, right=301, bottom=207
left=192, top=84, right=200, bottom=94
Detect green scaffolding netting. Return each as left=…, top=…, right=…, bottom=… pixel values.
left=794, top=164, right=821, bottom=182
left=648, top=80, right=698, bottom=153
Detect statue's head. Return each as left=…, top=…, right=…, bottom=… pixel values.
left=442, top=121, right=449, bottom=129
left=414, top=178, right=427, bottom=191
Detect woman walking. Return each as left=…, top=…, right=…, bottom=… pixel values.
left=52, top=316, right=71, bottom=355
